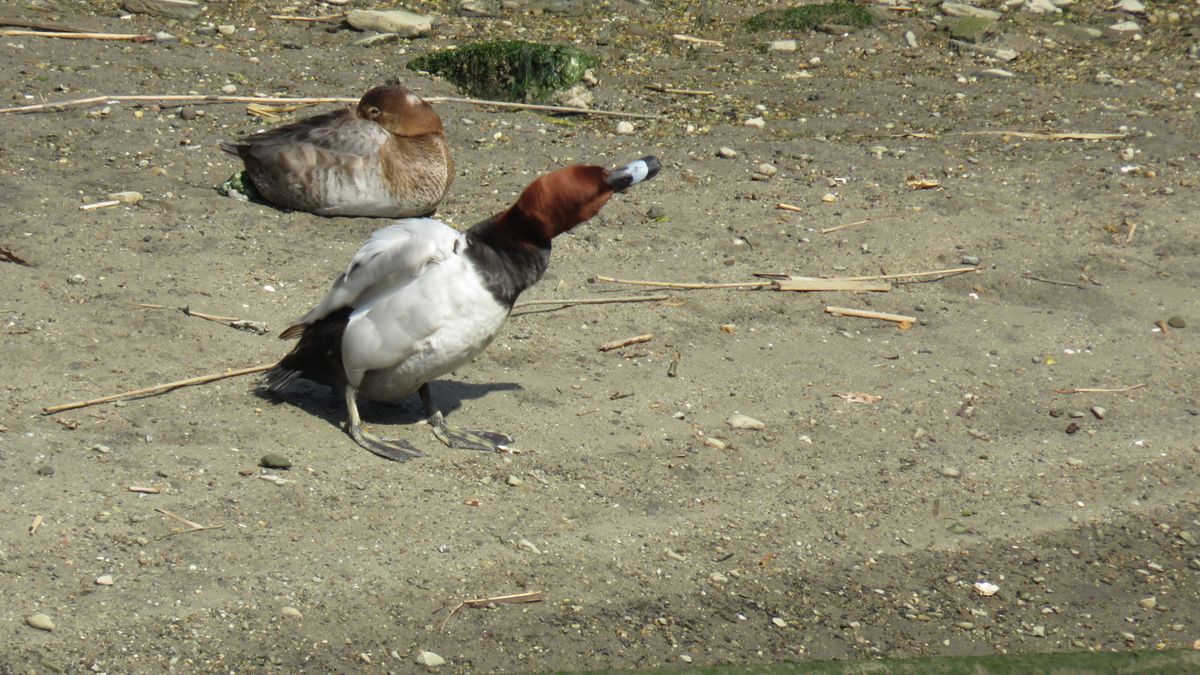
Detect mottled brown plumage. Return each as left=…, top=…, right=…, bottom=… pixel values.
left=220, top=85, right=453, bottom=217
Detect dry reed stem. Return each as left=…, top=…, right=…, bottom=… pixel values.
left=42, top=364, right=275, bottom=414
left=1053, top=384, right=1147, bottom=395
left=1, top=94, right=661, bottom=119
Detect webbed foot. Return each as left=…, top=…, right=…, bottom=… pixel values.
left=428, top=411, right=513, bottom=452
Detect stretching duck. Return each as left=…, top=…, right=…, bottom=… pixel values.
left=266, top=156, right=662, bottom=461
left=221, top=84, right=453, bottom=217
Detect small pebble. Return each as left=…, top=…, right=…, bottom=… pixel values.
left=416, top=650, right=446, bottom=667
left=709, top=572, right=728, bottom=584
left=37, top=465, right=54, bottom=476
left=1139, top=596, right=1157, bottom=609
left=1066, top=422, right=1080, bottom=434
left=771, top=617, right=788, bottom=628
left=755, top=163, right=778, bottom=178
left=217, top=24, right=236, bottom=35
left=904, top=31, right=918, bottom=48
left=220, top=83, right=238, bottom=94
left=26, top=613, right=54, bottom=631
left=1030, top=625, right=1046, bottom=637
left=956, top=621, right=975, bottom=630
left=744, top=116, right=766, bottom=129
left=615, top=120, right=635, bottom=135
left=1167, top=315, right=1186, bottom=328
left=180, top=107, right=198, bottom=120
left=281, top=606, right=303, bottom=619
left=664, top=548, right=687, bottom=562
left=68, top=273, right=86, bottom=285
left=506, top=474, right=524, bottom=487
left=717, top=146, right=738, bottom=159
left=95, top=574, right=114, bottom=586
left=727, top=413, right=765, bottom=430
left=518, top=538, right=542, bottom=554
left=1066, top=457, right=1083, bottom=468
left=940, top=466, right=961, bottom=478
left=679, top=654, right=693, bottom=663
left=768, top=39, right=798, bottom=52
left=154, top=31, right=178, bottom=43
left=259, top=453, right=292, bottom=469
left=821, top=193, right=837, bottom=203
left=1090, top=406, right=1106, bottom=420
left=961, top=255, right=981, bottom=266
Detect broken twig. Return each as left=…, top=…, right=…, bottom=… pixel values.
left=268, top=12, right=348, bottom=21
left=439, top=591, right=544, bottom=632
left=30, top=515, right=43, bottom=535
left=137, top=303, right=269, bottom=334
left=1021, top=272, right=1084, bottom=288
left=599, top=334, right=654, bottom=352
left=673, top=34, right=724, bottom=46
left=821, top=219, right=872, bottom=235
left=155, top=507, right=222, bottom=539
left=753, top=275, right=890, bottom=292
left=128, top=486, right=161, bottom=494
left=646, top=85, right=714, bottom=96
left=80, top=200, right=121, bottom=211
left=596, top=275, right=770, bottom=290
left=42, top=364, right=274, bottom=414
left=512, top=294, right=669, bottom=309
left=1, top=29, right=152, bottom=41
left=825, top=306, right=917, bottom=328
left=1053, top=384, right=1147, bottom=395
left=1, top=245, right=30, bottom=265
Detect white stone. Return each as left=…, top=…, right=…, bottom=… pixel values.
left=717, top=147, right=738, bottom=159
left=26, top=613, right=54, bottom=631
left=347, top=9, right=433, bottom=37
left=744, top=116, right=766, bottom=129
left=1021, top=0, right=1060, bottom=13
left=281, top=606, right=303, bottom=619
left=95, top=574, right=115, bottom=586
left=940, top=2, right=1001, bottom=19
left=123, top=0, right=203, bottom=20
left=107, top=191, right=143, bottom=204
left=1110, top=0, right=1145, bottom=14
left=416, top=650, right=446, bottom=667
left=615, top=121, right=635, bottom=135
left=768, top=39, right=798, bottom=52
left=727, top=413, right=765, bottom=430
left=1107, top=20, right=1141, bottom=35
left=904, top=31, right=918, bottom=48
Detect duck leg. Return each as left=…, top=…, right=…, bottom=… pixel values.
left=344, top=385, right=424, bottom=462
left=420, top=383, right=513, bottom=452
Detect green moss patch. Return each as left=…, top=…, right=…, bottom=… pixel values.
left=745, top=3, right=874, bottom=32
left=407, top=40, right=599, bottom=103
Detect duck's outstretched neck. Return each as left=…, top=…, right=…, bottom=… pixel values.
left=464, top=218, right=551, bottom=308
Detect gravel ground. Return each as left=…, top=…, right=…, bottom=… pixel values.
left=2, top=0, right=1199, bottom=671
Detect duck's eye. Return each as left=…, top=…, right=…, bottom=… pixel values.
left=366, top=106, right=381, bottom=118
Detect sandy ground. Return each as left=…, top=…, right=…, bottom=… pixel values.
left=2, top=0, right=1200, bottom=671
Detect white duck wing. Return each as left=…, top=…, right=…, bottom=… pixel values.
left=294, top=218, right=464, bottom=327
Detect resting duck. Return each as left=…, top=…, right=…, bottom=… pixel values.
left=220, top=84, right=453, bottom=217
left=265, top=156, right=662, bottom=461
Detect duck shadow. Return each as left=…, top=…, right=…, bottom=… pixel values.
left=254, top=379, right=523, bottom=431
